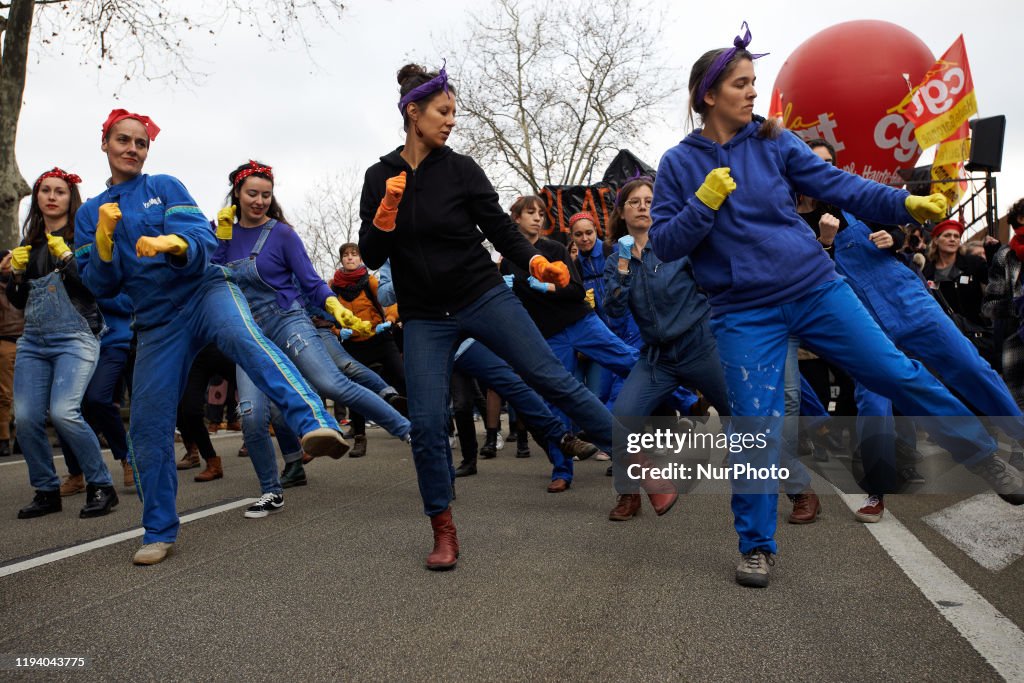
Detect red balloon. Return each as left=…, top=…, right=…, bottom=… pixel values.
left=770, top=20, right=935, bottom=185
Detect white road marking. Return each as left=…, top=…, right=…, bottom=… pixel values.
left=840, top=493, right=1024, bottom=681
left=0, top=498, right=256, bottom=578
left=924, top=493, right=1024, bottom=571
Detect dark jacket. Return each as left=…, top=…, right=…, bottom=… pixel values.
left=359, top=146, right=541, bottom=321
left=923, top=252, right=988, bottom=327
left=499, top=237, right=589, bottom=338
left=7, top=226, right=103, bottom=334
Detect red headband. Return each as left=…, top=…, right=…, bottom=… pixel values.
left=102, top=109, right=161, bottom=141
left=233, top=160, right=274, bottom=188
left=568, top=211, right=597, bottom=228
left=34, top=167, right=82, bottom=190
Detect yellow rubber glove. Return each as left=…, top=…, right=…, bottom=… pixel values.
left=324, top=296, right=374, bottom=336
left=584, top=288, right=596, bottom=309
left=695, top=167, right=736, bottom=211
left=373, top=172, right=407, bottom=232
left=96, top=202, right=121, bottom=262
left=46, top=233, right=72, bottom=261
left=905, top=193, right=948, bottom=224
left=216, top=206, right=236, bottom=241
left=10, top=246, right=31, bottom=273
left=136, top=235, right=188, bottom=258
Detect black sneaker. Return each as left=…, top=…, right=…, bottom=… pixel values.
left=18, top=490, right=62, bottom=519
left=245, top=493, right=284, bottom=519
left=80, top=484, right=119, bottom=518
left=967, top=456, right=1024, bottom=505
left=898, top=465, right=926, bottom=485
left=280, top=461, right=307, bottom=488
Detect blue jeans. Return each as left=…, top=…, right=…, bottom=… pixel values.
left=710, top=278, right=997, bottom=555
left=611, top=318, right=730, bottom=492
left=14, top=330, right=111, bottom=490
left=456, top=340, right=571, bottom=481
left=404, top=285, right=617, bottom=516
left=238, top=310, right=411, bottom=495
left=236, top=369, right=304, bottom=495
left=547, top=312, right=639, bottom=431
left=130, top=267, right=339, bottom=544
left=315, top=328, right=394, bottom=398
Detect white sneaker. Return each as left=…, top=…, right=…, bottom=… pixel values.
left=245, top=493, right=284, bottom=519
left=594, top=450, right=611, bottom=461
left=449, top=436, right=457, bottom=450
left=495, top=433, right=505, bottom=451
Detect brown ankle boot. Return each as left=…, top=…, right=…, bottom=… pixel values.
left=608, top=493, right=642, bottom=521
left=194, top=456, right=223, bottom=482
left=176, top=444, right=200, bottom=470
left=426, top=507, right=459, bottom=570
left=60, top=473, right=86, bottom=497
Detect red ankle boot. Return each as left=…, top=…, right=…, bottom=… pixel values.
left=426, top=508, right=459, bottom=570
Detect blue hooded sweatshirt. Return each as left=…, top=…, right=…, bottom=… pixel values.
left=75, top=173, right=215, bottom=331
left=648, top=120, right=915, bottom=313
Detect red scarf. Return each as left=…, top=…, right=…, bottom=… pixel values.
left=331, top=266, right=367, bottom=289
left=1009, top=228, right=1024, bottom=261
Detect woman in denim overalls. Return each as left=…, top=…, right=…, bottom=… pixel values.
left=3, top=168, right=117, bottom=519
left=212, top=161, right=412, bottom=519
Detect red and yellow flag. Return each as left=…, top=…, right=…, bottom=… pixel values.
left=905, top=35, right=977, bottom=150
left=931, top=121, right=970, bottom=204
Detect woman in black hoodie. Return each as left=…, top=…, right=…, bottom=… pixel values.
left=359, top=63, right=648, bottom=571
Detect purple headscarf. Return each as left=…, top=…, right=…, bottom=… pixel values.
left=398, top=60, right=450, bottom=114
left=695, top=22, right=768, bottom=106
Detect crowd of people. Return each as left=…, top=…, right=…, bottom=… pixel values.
left=3, top=23, right=1024, bottom=588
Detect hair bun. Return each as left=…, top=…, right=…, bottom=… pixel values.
left=397, top=63, right=427, bottom=87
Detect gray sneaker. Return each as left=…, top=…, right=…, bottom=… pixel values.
left=735, top=548, right=775, bottom=588
left=967, top=456, right=1024, bottom=505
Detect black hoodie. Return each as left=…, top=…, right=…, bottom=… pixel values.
left=359, top=146, right=541, bottom=321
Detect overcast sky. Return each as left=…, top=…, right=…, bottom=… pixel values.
left=15, top=0, right=1023, bottom=244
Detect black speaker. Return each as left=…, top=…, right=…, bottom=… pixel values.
left=966, top=115, right=1005, bottom=173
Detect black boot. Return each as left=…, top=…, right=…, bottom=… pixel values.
left=0, top=439, right=9, bottom=457
left=80, top=484, right=119, bottom=518
left=18, top=490, right=62, bottom=519
left=455, top=455, right=478, bottom=477
left=480, top=429, right=498, bottom=459
left=280, top=460, right=308, bottom=488
left=516, top=429, right=531, bottom=458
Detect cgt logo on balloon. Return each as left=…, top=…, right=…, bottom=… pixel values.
left=769, top=20, right=936, bottom=186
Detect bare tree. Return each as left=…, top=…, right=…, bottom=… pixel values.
left=293, top=166, right=363, bottom=280
left=443, top=0, right=680, bottom=196
left=0, top=0, right=347, bottom=248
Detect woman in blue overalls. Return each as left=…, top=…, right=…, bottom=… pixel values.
left=75, top=111, right=349, bottom=566
left=212, top=160, right=412, bottom=518
left=602, top=176, right=733, bottom=520
left=5, top=168, right=117, bottom=519
left=648, top=24, right=1023, bottom=588
left=801, top=141, right=1024, bottom=521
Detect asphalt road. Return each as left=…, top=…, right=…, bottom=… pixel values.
left=1, top=428, right=1022, bottom=681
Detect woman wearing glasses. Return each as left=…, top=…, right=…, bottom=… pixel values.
left=603, top=176, right=731, bottom=520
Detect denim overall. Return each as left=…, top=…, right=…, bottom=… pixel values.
left=834, top=212, right=1024, bottom=494
left=227, top=221, right=410, bottom=494
left=14, top=270, right=111, bottom=491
